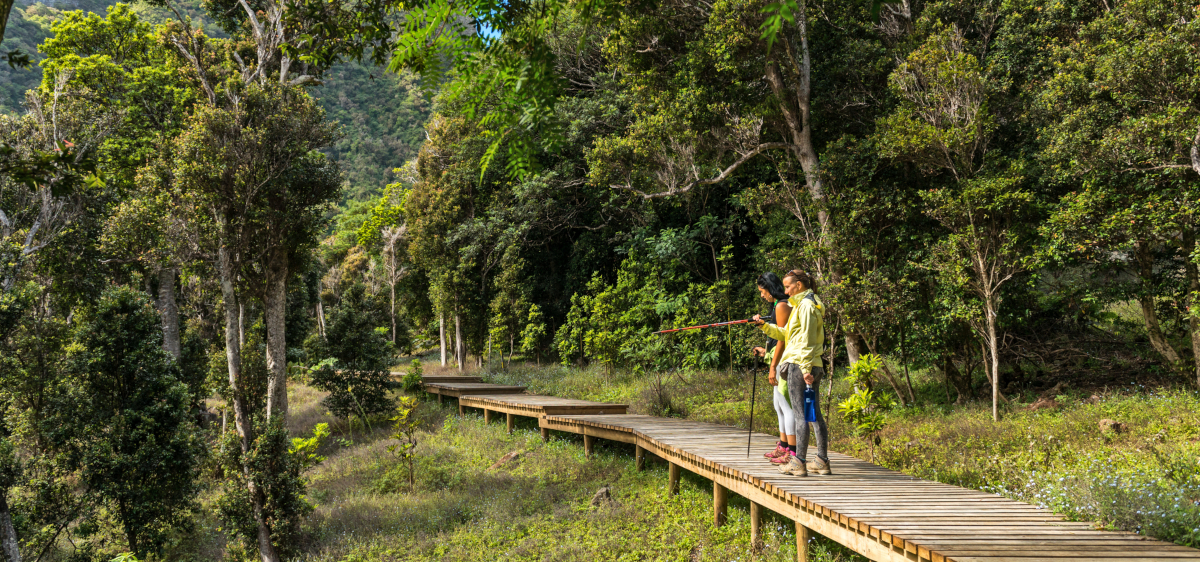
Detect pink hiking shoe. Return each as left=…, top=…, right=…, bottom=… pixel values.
left=770, top=450, right=794, bottom=465
left=763, top=444, right=787, bottom=459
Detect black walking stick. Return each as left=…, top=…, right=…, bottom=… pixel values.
left=747, top=352, right=762, bottom=458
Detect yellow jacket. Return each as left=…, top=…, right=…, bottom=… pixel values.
left=761, top=290, right=824, bottom=372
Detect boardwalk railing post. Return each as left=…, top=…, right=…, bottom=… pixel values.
left=635, top=444, right=645, bottom=471
left=668, top=463, right=680, bottom=496
left=713, top=483, right=728, bottom=527
left=750, top=502, right=763, bottom=551
left=796, top=522, right=810, bottom=562
left=584, top=434, right=595, bottom=457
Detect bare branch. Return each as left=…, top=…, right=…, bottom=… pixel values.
left=611, top=142, right=791, bottom=199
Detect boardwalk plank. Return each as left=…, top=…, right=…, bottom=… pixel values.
left=540, top=413, right=1200, bottom=562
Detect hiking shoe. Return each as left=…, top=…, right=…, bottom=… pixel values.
left=769, top=450, right=793, bottom=464
left=764, top=445, right=787, bottom=459
left=779, top=456, right=808, bottom=476
left=806, top=456, right=832, bottom=475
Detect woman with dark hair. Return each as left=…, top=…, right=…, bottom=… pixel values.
left=752, top=272, right=795, bottom=464
left=753, top=268, right=829, bottom=477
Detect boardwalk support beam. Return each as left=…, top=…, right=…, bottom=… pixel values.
left=750, top=502, right=763, bottom=551
left=635, top=445, right=645, bottom=471
left=484, top=409, right=491, bottom=424
left=796, top=522, right=810, bottom=562
left=540, top=427, right=549, bottom=441
left=713, top=483, right=728, bottom=527
left=668, top=463, right=680, bottom=496
left=584, top=435, right=595, bottom=457
left=506, top=412, right=514, bottom=434
left=457, top=400, right=463, bottom=416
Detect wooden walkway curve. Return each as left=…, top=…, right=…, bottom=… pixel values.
left=418, top=376, right=1200, bottom=561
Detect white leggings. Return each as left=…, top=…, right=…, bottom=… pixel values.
left=773, top=387, right=795, bottom=437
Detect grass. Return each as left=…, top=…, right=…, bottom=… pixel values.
left=176, top=353, right=1200, bottom=560
left=283, top=385, right=866, bottom=562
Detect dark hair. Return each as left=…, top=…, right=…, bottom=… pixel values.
left=756, top=272, right=788, bottom=301
left=783, top=269, right=817, bottom=291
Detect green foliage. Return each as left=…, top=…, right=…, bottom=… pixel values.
left=290, top=422, right=331, bottom=472
left=837, top=354, right=896, bottom=460
left=386, top=395, right=421, bottom=492
left=875, top=24, right=993, bottom=179
left=554, top=247, right=755, bottom=374
left=58, top=285, right=203, bottom=556
left=307, top=284, right=396, bottom=421
left=216, top=417, right=311, bottom=558
left=519, top=304, right=548, bottom=364
left=401, top=358, right=423, bottom=392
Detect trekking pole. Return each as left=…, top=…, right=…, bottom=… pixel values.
left=652, top=317, right=757, bottom=335
left=747, top=355, right=760, bottom=457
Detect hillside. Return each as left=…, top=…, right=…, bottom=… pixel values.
left=0, top=0, right=428, bottom=199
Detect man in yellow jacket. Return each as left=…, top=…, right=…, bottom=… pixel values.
left=753, top=269, right=829, bottom=477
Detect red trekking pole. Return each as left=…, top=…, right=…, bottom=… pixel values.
left=651, top=317, right=758, bottom=335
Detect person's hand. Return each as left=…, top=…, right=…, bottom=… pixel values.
left=768, top=372, right=777, bottom=386
left=751, top=346, right=766, bottom=357
left=802, top=370, right=815, bottom=385
left=752, top=314, right=765, bottom=325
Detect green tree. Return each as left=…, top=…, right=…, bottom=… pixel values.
left=306, top=284, right=396, bottom=427
left=162, top=82, right=337, bottom=560
left=1037, top=0, right=1200, bottom=386
left=877, top=24, right=1037, bottom=420
left=56, top=285, right=202, bottom=556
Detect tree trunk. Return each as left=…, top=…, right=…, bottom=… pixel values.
left=1184, top=228, right=1200, bottom=388
left=264, top=247, right=288, bottom=422
left=157, top=267, right=181, bottom=361
left=863, top=340, right=909, bottom=406
left=844, top=333, right=865, bottom=366
left=316, top=300, right=326, bottom=338
left=943, top=354, right=965, bottom=403
left=439, top=314, right=447, bottom=367
left=217, top=243, right=280, bottom=562
left=1135, top=241, right=1183, bottom=369
left=0, top=490, right=19, bottom=562
left=389, top=280, right=397, bottom=345
left=985, top=298, right=1000, bottom=422
left=455, top=314, right=464, bottom=372
left=239, top=302, right=246, bottom=349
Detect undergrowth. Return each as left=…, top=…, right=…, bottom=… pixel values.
left=289, top=392, right=866, bottom=561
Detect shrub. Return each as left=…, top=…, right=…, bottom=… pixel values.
left=307, top=284, right=396, bottom=429
left=401, top=358, right=423, bottom=392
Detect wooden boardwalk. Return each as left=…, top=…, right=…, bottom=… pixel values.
left=406, top=374, right=483, bottom=384
left=460, top=394, right=628, bottom=434
left=538, top=414, right=1200, bottom=562
left=423, top=382, right=526, bottom=407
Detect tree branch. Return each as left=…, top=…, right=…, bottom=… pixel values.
left=611, top=142, right=791, bottom=199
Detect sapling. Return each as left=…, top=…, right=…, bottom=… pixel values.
left=837, top=354, right=896, bottom=462
left=387, top=396, right=421, bottom=491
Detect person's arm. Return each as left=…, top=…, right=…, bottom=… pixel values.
left=769, top=301, right=791, bottom=372
left=760, top=320, right=787, bottom=341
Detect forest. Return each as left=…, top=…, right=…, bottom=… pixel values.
left=0, top=0, right=1199, bottom=560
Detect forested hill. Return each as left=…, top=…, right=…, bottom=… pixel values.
left=0, top=0, right=428, bottom=199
